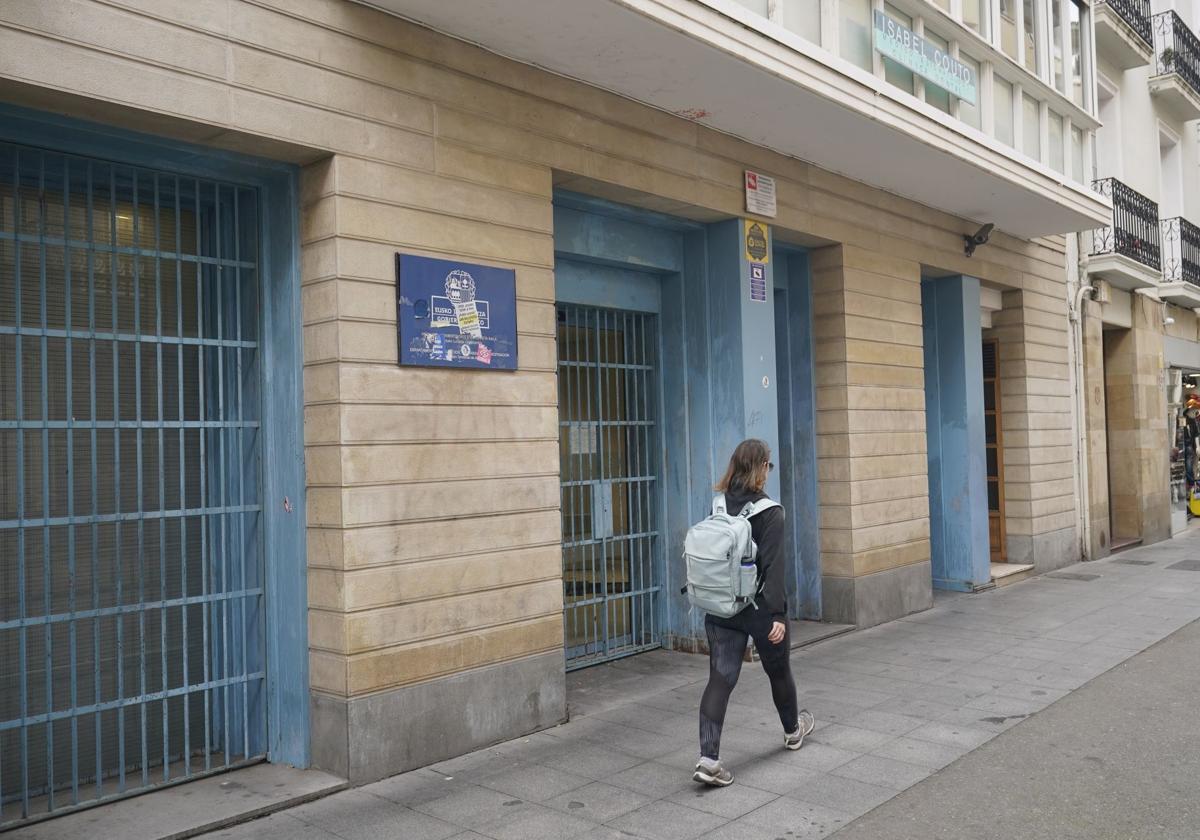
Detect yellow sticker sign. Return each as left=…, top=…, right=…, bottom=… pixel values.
left=744, top=219, right=769, bottom=264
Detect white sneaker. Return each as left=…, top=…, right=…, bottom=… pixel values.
left=784, top=709, right=816, bottom=751
left=692, top=759, right=734, bottom=787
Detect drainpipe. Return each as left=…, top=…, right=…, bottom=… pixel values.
left=1067, top=234, right=1095, bottom=562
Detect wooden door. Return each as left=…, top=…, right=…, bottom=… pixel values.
left=983, top=340, right=1006, bottom=562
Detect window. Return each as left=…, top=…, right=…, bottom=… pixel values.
left=1068, top=0, right=1086, bottom=108
left=1051, top=0, right=1065, bottom=92
left=1049, top=111, right=1065, bottom=173
left=995, top=77, right=1015, bottom=146
left=925, top=30, right=953, bottom=113
left=963, top=0, right=989, bottom=37
left=782, top=0, right=821, bottom=44
left=1022, top=0, right=1041, bottom=73
left=1071, top=125, right=1085, bottom=182
left=959, top=54, right=983, bottom=128
left=1023, top=93, right=1041, bottom=159
left=883, top=4, right=916, bottom=93
left=1161, top=128, right=1183, bottom=218
left=840, top=0, right=874, bottom=71
left=1000, top=0, right=1019, bottom=60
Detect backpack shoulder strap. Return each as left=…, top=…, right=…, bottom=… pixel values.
left=712, top=494, right=727, bottom=516
left=743, top=498, right=781, bottom=518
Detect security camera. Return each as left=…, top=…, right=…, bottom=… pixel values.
left=964, top=223, right=994, bottom=257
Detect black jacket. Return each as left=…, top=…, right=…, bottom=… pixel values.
left=721, top=486, right=787, bottom=621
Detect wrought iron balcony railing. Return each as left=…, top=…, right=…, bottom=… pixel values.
left=1099, top=0, right=1153, bottom=51
left=1090, top=178, right=1161, bottom=271
left=1153, top=10, right=1200, bottom=97
left=1161, top=217, right=1200, bottom=286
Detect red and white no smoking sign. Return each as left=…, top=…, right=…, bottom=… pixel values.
left=744, top=170, right=777, bottom=218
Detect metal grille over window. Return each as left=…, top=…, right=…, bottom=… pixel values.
left=1153, top=10, right=1200, bottom=96
left=0, top=143, right=266, bottom=825
left=556, top=304, right=661, bottom=669
left=1161, top=217, right=1200, bottom=287
left=1089, top=178, right=1161, bottom=271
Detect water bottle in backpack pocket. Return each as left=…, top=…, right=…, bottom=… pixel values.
left=681, top=494, right=780, bottom=618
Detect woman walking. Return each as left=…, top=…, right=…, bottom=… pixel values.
left=693, top=439, right=815, bottom=787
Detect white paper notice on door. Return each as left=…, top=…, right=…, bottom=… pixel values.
left=569, top=423, right=598, bottom=455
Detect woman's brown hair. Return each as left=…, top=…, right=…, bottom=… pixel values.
left=715, top=438, right=771, bottom=494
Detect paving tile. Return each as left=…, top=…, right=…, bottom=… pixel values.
left=475, top=803, right=597, bottom=840
left=785, top=773, right=898, bottom=816
left=884, top=696, right=960, bottom=722
left=413, top=783, right=531, bottom=828
left=808, top=723, right=897, bottom=753
left=478, top=763, right=591, bottom=802
left=830, top=754, right=933, bottom=790
left=962, top=692, right=1048, bottom=717
left=989, top=681, right=1070, bottom=704
left=781, top=741, right=862, bottom=773
left=291, top=789, right=461, bottom=840
left=838, top=709, right=926, bottom=736
left=207, top=812, right=338, bottom=840
left=431, top=749, right=515, bottom=781
left=540, top=742, right=645, bottom=780
left=544, top=781, right=652, bottom=823
left=578, top=827, right=646, bottom=840
left=928, top=706, right=1028, bottom=733
left=361, top=768, right=470, bottom=808
left=719, top=755, right=820, bottom=794
left=870, top=735, right=970, bottom=770
left=666, top=781, right=778, bottom=819
left=736, top=795, right=854, bottom=836
left=607, top=760, right=695, bottom=799
left=605, top=799, right=729, bottom=840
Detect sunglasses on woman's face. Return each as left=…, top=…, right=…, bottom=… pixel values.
left=766, top=461, right=775, bottom=472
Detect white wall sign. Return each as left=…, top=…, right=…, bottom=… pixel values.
left=744, top=170, right=777, bottom=218
left=872, top=10, right=977, bottom=105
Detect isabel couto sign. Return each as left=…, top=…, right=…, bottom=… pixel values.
left=873, top=10, right=977, bottom=105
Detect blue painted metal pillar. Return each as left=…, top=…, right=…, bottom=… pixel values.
left=921, top=275, right=991, bottom=591
left=705, top=218, right=781, bottom=498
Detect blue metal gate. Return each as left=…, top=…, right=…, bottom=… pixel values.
left=557, top=304, right=661, bottom=668
left=0, top=141, right=267, bottom=824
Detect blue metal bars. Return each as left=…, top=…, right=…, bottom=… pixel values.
left=0, top=142, right=266, bottom=825
left=556, top=304, right=662, bottom=669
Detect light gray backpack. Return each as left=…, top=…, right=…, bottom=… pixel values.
left=682, top=494, right=780, bottom=618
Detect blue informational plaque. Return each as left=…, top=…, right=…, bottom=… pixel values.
left=395, top=253, right=518, bottom=370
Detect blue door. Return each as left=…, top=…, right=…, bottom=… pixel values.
left=556, top=256, right=664, bottom=668
left=0, top=141, right=267, bottom=823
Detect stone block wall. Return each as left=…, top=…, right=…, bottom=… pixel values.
left=811, top=245, right=933, bottom=627
left=988, top=288, right=1079, bottom=571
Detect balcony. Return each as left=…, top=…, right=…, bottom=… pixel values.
left=1150, top=11, right=1200, bottom=121
left=1159, top=217, right=1200, bottom=307
left=365, top=0, right=1110, bottom=238
left=1094, top=0, right=1154, bottom=69
left=1087, top=178, right=1161, bottom=291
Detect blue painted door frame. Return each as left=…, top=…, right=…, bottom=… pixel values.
left=0, top=105, right=310, bottom=768
left=921, top=274, right=991, bottom=592
left=553, top=193, right=822, bottom=647
left=773, top=249, right=822, bottom=620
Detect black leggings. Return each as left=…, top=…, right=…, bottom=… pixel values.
left=699, top=609, right=798, bottom=760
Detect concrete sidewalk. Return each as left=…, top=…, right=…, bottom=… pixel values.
left=204, top=530, right=1200, bottom=840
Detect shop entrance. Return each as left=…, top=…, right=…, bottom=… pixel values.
left=983, top=340, right=1007, bottom=561
left=557, top=301, right=662, bottom=669
left=1, top=142, right=268, bottom=823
